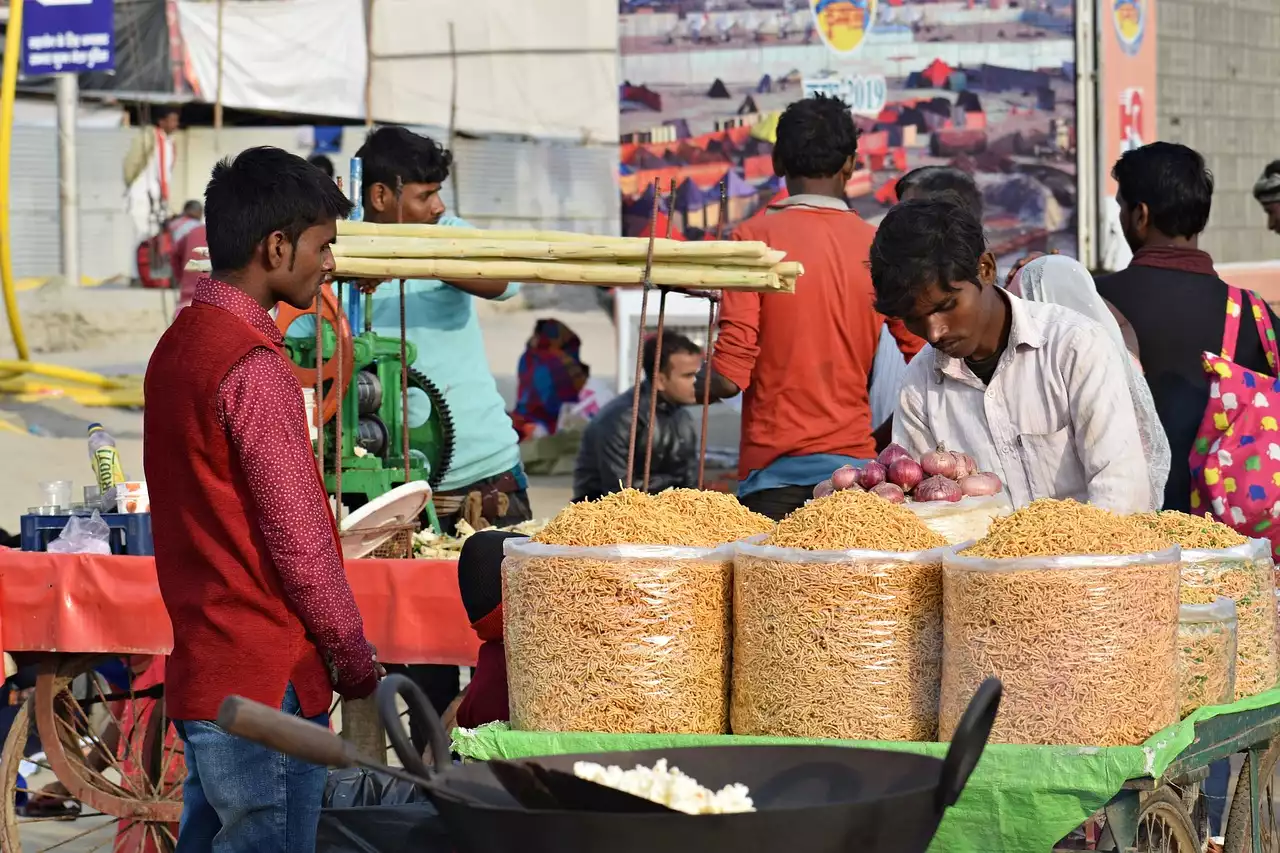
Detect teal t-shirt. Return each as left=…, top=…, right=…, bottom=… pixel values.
left=288, top=215, right=522, bottom=491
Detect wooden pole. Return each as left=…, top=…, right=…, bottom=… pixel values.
left=214, top=0, right=225, bottom=148
left=447, top=21, right=460, bottom=216
left=364, top=0, right=375, bottom=128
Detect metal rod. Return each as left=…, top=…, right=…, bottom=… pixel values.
left=447, top=21, right=460, bottom=217
left=335, top=278, right=345, bottom=518
left=55, top=73, right=78, bottom=292
left=396, top=177, right=411, bottom=488
left=716, top=179, right=727, bottom=240
left=641, top=178, right=677, bottom=491
left=314, top=292, right=325, bottom=479
left=625, top=180, right=661, bottom=490
left=697, top=294, right=720, bottom=489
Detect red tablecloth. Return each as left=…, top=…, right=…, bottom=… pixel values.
left=0, top=551, right=480, bottom=665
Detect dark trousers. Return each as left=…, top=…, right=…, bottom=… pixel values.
left=739, top=485, right=814, bottom=522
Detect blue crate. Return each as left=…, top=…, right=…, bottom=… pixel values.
left=19, top=512, right=153, bottom=556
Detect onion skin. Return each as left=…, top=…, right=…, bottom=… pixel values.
left=887, top=458, right=925, bottom=493
left=921, top=444, right=960, bottom=479
left=813, top=479, right=836, bottom=499
left=831, top=465, right=860, bottom=491
left=914, top=475, right=964, bottom=502
left=958, top=472, right=1003, bottom=497
left=858, top=461, right=887, bottom=489
left=870, top=482, right=906, bottom=504
left=952, top=453, right=977, bottom=479
left=876, top=443, right=912, bottom=468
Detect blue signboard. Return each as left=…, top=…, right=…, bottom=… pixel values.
left=21, top=0, right=115, bottom=76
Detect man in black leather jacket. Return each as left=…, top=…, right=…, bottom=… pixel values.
left=573, top=333, right=703, bottom=501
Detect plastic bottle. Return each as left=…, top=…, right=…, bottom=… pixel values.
left=87, top=423, right=126, bottom=495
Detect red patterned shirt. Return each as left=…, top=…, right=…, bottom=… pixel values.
left=194, top=276, right=377, bottom=697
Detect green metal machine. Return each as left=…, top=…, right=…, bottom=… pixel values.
left=283, top=322, right=455, bottom=511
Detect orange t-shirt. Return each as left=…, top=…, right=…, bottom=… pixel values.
left=713, top=203, right=923, bottom=480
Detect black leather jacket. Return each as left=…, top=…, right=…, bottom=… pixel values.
left=573, top=382, right=700, bottom=501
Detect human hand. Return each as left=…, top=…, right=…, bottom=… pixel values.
left=351, top=277, right=389, bottom=295
left=1005, top=249, right=1059, bottom=287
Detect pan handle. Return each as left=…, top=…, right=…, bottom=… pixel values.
left=936, top=677, right=1002, bottom=811
left=376, top=674, right=450, bottom=780
left=217, top=695, right=358, bottom=769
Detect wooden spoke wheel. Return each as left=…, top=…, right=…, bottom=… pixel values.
left=275, top=283, right=354, bottom=426
left=0, top=655, right=184, bottom=853
left=1226, top=740, right=1280, bottom=853
left=1135, top=788, right=1202, bottom=853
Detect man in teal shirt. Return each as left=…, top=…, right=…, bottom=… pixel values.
left=354, top=126, right=531, bottom=715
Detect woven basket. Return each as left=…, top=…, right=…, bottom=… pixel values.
left=367, top=522, right=419, bottom=560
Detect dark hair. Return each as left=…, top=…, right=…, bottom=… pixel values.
left=1265, top=160, right=1280, bottom=179
left=182, top=199, right=203, bottom=218
left=772, top=94, right=859, bottom=179
left=642, top=332, right=702, bottom=383
left=896, top=166, right=983, bottom=220
left=308, top=154, right=335, bottom=178
left=154, top=106, right=179, bottom=123
left=869, top=199, right=985, bottom=318
left=204, top=146, right=353, bottom=272
left=1112, top=142, right=1214, bottom=239
left=356, top=126, right=453, bottom=203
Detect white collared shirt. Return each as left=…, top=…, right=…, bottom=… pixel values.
left=892, top=291, right=1154, bottom=513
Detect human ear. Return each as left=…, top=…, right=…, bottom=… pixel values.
left=370, top=183, right=392, bottom=214
left=976, top=251, right=998, bottom=287
left=263, top=231, right=286, bottom=272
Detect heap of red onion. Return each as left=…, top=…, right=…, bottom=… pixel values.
left=914, top=475, right=963, bottom=503
left=818, top=444, right=1004, bottom=506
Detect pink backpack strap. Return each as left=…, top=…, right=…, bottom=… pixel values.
left=1222, top=286, right=1245, bottom=360
left=1243, top=289, right=1280, bottom=374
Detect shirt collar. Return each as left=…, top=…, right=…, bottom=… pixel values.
left=192, top=276, right=284, bottom=346
left=767, top=194, right=851, bottom=213
left=933, top=289, right=1045, bottom=382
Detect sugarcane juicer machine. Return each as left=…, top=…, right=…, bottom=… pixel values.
left=275, top=286, right=455, bottom=515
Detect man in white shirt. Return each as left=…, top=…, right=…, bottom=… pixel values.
left=871, top=198, right=1152, bottom=513
left=124, top=107, right=179, bottom=255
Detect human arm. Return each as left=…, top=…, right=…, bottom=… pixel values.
left=695, top=289, right=760, bottom=403
left=1062, top=325, right=1153, bottom=513
left=219, top=349, right=379, bottom=698
left=891, top=356, right=938, bottom=459
left=438, top=216, right=520, bottom=300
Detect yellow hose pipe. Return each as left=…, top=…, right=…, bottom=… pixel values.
left=0, top=0, right=27, bottom=361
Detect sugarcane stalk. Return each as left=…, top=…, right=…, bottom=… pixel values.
left=330, top=235, right=784, bottom=266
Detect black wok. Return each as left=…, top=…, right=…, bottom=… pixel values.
left=376, top=674, right=1001, bottom=853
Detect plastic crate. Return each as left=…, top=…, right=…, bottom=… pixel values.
left=19, top=512, right=154, bottom=556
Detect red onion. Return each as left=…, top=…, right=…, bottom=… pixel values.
left=954, top=453, right=977, bottom=479
left=876, top=443, right=912, bottom=468
left=858, top=461, right=887, bottom=489
left=920, top=444, right=960, bottom=479
left=887, top=458, right=924, bottom=493
left=831, top=465, right=860, bottom=491
left=958, top=472, right=1003, bottom=497
left=870, top=482, right=906, bottom=504
left=813, top=479, right=835, bottom=499
left=914, top=475, right=964, bottom=502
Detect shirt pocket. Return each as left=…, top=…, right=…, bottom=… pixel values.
left=1016, top=426, right=1085, bottom=501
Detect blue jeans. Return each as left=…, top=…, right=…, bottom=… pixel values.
left=173, top=684, right=328, bottom=853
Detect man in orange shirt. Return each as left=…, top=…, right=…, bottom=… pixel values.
left=699, top=95, right=923, bottom=520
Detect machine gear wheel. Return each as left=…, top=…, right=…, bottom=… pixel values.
left=406, top=367, right=456, bottom=489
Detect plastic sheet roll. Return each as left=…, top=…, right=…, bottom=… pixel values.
left=906, top=495, right=1013, bottom=546
left=731, top=536, right=950, bottom=741
left=1179, top=538, right=1279, bottom=699
left=502, top=538, right=733, bottom=735
left=1177, top=597, right=1238, bottom=717
left=940, top=546, right=1181, bottom=746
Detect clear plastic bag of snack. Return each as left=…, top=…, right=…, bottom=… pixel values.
left=1177, top=597, right=1238, bottom=718
left=1180, top=538, right=1278, bottom=699
left=941, top=546, right=1181, bottom=746
left=730, top=535, right=952, bottom=741
left=906, top=495, right=1014, bottom=545
left=502, top=537, right=733, bottom=735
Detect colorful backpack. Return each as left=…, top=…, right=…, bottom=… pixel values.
left=1189, top=287, right=1280, bottom=556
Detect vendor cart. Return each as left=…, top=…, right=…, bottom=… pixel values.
left=452, top=688, right=1280, bottom=853
left=0, top=549, right=479, bottom=853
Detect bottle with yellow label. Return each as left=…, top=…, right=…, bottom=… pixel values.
left=87, top=422, right=126, bottom=495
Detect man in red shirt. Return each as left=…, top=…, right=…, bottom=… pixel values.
left=169, top=199, right=207, bottom=313
left=700, top=95, right=923, bottom=520
left=144, top=147, right=380, bottom=853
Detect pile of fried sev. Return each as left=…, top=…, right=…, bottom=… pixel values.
left=1133, top=511, right=1279, bottom=700
left=506, top=489, right=772, bottom=735
left=942, top=500, right=1181, bottom=746
left=732, top=490, right=949, bottom=740
left=1176, top=601, right=1238, bottom=717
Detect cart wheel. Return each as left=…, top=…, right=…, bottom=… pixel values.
left=1136, top=787, right=1202, bottom=853
left=1225, top=740, right=1280, bottom=853
left=0, top=656, right=185, bottom=853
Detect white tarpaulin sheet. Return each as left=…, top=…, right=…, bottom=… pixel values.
left=369, top=0, right=617, bottom=142
left=176, top=0, right=367, bottom=120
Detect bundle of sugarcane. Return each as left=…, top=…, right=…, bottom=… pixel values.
left=188, top=221, right=802, bottom=293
